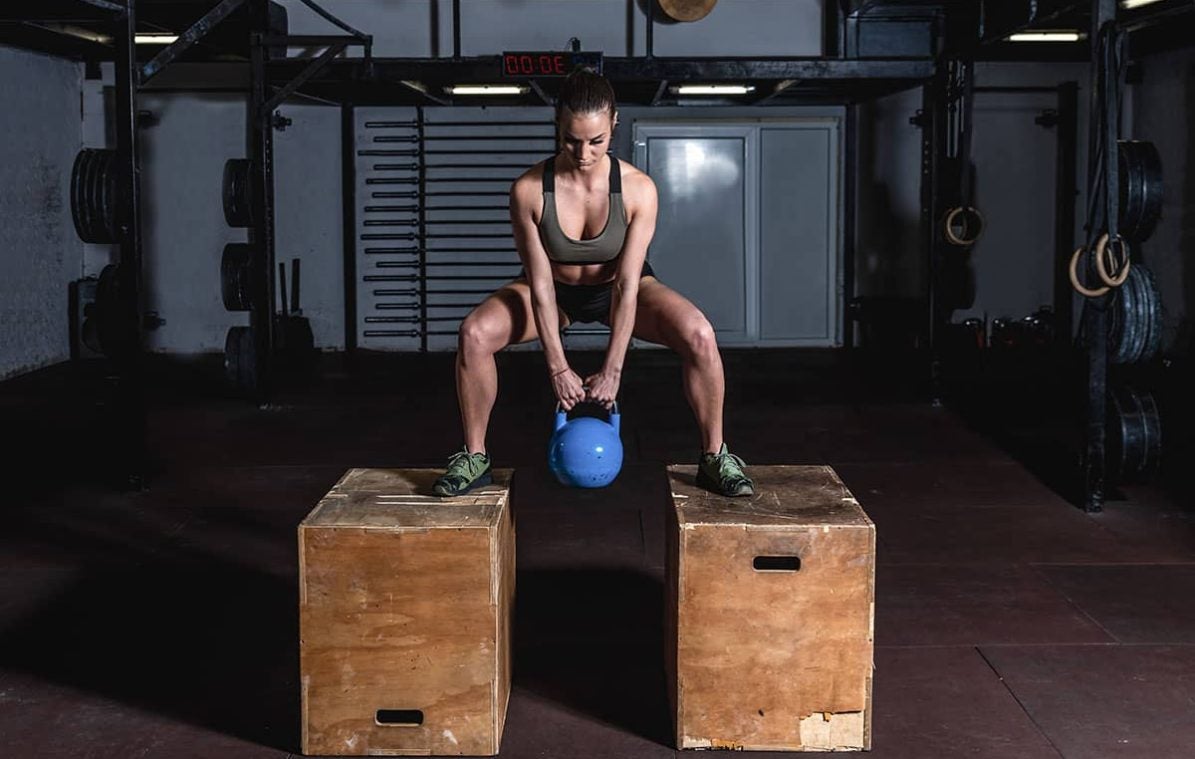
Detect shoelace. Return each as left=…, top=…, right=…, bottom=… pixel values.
left=710, top=450, right=748, bottom=479
left=446, top=450, right=482, bottom=475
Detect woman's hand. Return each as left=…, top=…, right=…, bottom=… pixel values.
left=551, top=367, right=587, bottom=411
left=584, top=368, right=621, bottom=410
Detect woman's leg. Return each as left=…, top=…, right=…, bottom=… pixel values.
left=456, top=279, right=566, bottom=454
left=629, top=277, right=725, bottom=454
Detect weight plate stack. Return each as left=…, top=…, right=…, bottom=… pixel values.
left=221, top=243, right=261, bottom=312
left=1109, top=263, right=1162, bottom=365
left=100, top=150, right=119, bottom=241
left=1108, top=386, right=1162, bottom=483
left=224, top=325, right=258, bottom=394
left=1118, top=141, right=1163, bottom=243
left=71, top=149, right=119, bottom=244
left=1136, top=264, right=1162, bottom=363
left=1108, top=267, right=1138, bottom=364
left=222, top=159, right=255, bottom=227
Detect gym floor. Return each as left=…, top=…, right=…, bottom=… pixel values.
left=2, top=348, right=1193, bottom=758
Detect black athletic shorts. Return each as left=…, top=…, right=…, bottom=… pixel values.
left=553, top=260, right=656, bottom=325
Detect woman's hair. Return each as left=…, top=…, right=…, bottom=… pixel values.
left=555, top=68, right=617, bottom=122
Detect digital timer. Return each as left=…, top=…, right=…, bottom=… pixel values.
left=501, top=51, right=603, bottom=78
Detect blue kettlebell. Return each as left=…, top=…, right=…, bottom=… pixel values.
left=548, top=402, right=623, bottom=488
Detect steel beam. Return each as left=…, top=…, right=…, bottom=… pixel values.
left=249, top=0, right=276, bottom=401
left=0, top=22, right=111, bottom=58
left=0, top=0, right=123, bottom=22
left=264, top=56, right=935, bottom=84
left=139, top=0, right=246, bottom=83
left=259, top=39, right=346, bottom=118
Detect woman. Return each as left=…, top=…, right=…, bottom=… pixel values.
left=433, top=69, right=753, bottom=498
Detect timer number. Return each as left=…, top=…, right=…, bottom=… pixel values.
left=504, top=53, right=568, bottom=75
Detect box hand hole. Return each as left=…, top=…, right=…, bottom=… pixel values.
left=753, top=556, right=801, bottom=572
left=376, top=709, right=424, bottom=727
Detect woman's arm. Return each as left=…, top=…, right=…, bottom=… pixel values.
left=602, top=171, right=658, bottom=376
left=510, top=175, right=587, bottom=410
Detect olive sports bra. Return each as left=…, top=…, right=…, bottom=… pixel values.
left=537, top=156, right=628, bottom=265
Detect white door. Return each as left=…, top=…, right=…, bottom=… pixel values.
left=633, top=125, right=757, bottom=344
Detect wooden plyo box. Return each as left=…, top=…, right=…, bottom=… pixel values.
left=299, top=468, right=514, bottom=756
left=666, top=465, right=875, bottom=752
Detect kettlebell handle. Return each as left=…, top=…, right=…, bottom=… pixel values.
left=554, top=400, right=620, bottom=433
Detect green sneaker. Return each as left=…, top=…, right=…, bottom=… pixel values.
left=432, top=449, right=493, bottom=497
left=697, top=443, right=754, bottom=497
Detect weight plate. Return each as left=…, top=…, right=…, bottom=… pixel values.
left=100, top=150, right=119, bottom=241
left=1126, top=262, right=1146, bottom=364
left=1108, top=386, right=1163, bottom=482
left=1109, top=388, right=1136, bottom=480
left=70, top=150, right=88, bottom=242
left=74, top=149, right=119, bottom=244
left=1139, top=389, right=1162, bottom=477
left=223, top=159, right=254, bottom=227
left=1134, top=264, right=1150, bottom=364
left=80, top=150, right=99, bottom=242
left=1118, top=141, right=1163, bottom=243
left=220, top=243, right=259, bottom=312
left=1137, top=265, right=1162, bottom=363
left=86, top=149, right=107, bottom=242
left=1110, top=264, right=1137, bottom=365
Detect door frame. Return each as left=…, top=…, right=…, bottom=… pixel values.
left=631, top=118, right=842, bottom=348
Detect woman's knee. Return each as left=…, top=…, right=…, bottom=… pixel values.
left=458, top=312, right=505, bottom=356
left=680, top=316, right=718, bottom=361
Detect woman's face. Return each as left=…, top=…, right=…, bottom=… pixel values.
left=557, top=107, right=617, bottom=172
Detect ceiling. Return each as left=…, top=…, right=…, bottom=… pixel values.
left=0, top=1, right=1192, bottom=106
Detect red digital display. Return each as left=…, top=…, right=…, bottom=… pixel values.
left=504, top=53, right=567, bottom=76
left=501, top=51, right=603, bottom=78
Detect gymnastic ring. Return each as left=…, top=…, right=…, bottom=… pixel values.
left=943, top=206, right=984, bottom=247
left=1069, top=245, right=1110, bottom=298
left=1094, top=232, right=1131, bottom=288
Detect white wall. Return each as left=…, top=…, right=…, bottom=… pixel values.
left=139, top=94, right=248, bottom=354
left=135, top=96, right=345, bottom=355
left=0, top=46, right=82, bottom=380
left=274, top=105, right=345, bottom=350
left=962, top=62, right=1091, bottom=328
left=855, top=86, right=923, bottom=298
left=278, top=0, right=824, bottom=58
left=855, top=62, right=1092, bottom=334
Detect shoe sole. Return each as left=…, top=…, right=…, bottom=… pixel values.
left=433, top=470, right=493, bottom=497
left=696, top=469, right=754, bottom=498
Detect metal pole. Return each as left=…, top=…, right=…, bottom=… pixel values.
left=646, top=0, right=654, bottom=59
left=249, top=0, right=276, bottom=401
left=921, top=67, right=947, bottom=401
left=342, top=103, right=358, bottom=356
left=843, top=105, right=857, bottom=349
left=113, top=0, right=145, bottom=488
left=958, top=60, right=974, bottom=207
left=452, top=0, right=461, bottom=59
left=1054, top=82, right=1078, bottom=344
left=823, top=0, right=842, bottom=58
